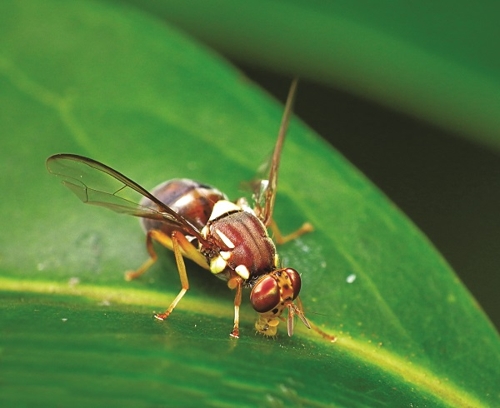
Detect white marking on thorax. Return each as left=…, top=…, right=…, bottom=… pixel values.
left=210, top=255, right=227, bottom=274
left=219, top=251, right=232, bottom=260
left=215, top=229, right=235, bottom=249
left=172, top=194, right=193, bottom=209
left=235, top=264, right=250, bottom=280
left=208, top=200, right=240, bottom=221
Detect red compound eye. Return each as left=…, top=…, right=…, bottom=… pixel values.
left=285, top=268, right=302, bottom=300
left=250, top=275, right=280, bottom=313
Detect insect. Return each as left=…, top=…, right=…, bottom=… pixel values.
left=47, top=79, right=334, bottom=340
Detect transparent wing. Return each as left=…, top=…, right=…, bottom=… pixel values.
left=251, top=78, right=298, bottom=226
left=46, top=154, right=207, bottom=243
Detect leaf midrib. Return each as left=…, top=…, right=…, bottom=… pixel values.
left=0, top=275, right=485, bottom=408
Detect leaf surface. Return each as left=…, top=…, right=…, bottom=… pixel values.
left=0, top=1, right=499, bottom=407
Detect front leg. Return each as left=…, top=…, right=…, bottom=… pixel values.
left=227, top=276, right=244, bottom=338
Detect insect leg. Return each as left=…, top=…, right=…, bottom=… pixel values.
left=154, top=231, right=192, bottom=320
left=124, top=230, right=162, bottom=281
left=287, top=296, right=310, bottom=336
left=293, top=296, right=337, bottom=342
left=227, top=277, right=243, bottom=338
left=269, top=219, right=314, bottom=245
left=125, top=229, right=209, bottom=281
left=150, top=229, right=208, bottom=269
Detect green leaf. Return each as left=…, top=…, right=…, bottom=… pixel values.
left=119, top=0, right=500, bottom=150
left=0, top=1, right=499, bottom=407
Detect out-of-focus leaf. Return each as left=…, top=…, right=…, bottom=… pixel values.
left=121, top=0, right=500, bottom=150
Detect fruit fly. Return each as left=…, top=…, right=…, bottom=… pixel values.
left=47, top=79, right=333, bottom=340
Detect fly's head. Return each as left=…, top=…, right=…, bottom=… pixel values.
left=250, top=268, right=310, bottom=337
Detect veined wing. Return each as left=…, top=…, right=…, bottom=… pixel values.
left=46, top=153, right=206, bottom=243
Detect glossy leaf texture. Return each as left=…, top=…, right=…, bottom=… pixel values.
left=0, top=1, right=499, bottom=407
